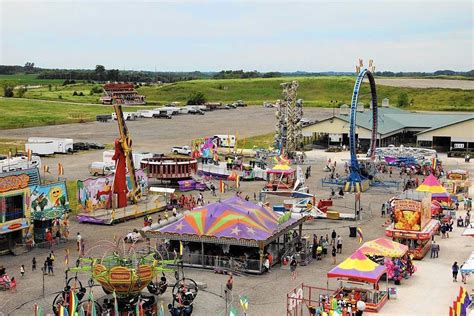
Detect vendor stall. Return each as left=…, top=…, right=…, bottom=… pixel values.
left=142, top=197, right=307, bottom=274
left=385, top=190, right=439, bottom=259
left=443, top=169, right=470, bottom=195
left=327, top=250, right=388, bottom=313
left=358, top=238, right=415, bottom=284
left=266, top=164, right=296, bottom=190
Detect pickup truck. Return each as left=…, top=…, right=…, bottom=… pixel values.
left=172, top=146, right=192, bottom=155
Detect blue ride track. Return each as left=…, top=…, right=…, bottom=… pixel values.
left=345, top=68, right=378, bottom=192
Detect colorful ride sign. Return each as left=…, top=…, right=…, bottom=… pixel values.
left=0, top=174, right=30, bottom=193
left=393, top=198, right=430, bottom=231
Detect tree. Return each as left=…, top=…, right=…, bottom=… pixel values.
left=24, top=62, right=35, bottom=73
left=187, top=92, right=207, bottom=105
left=1, top=82, right=14, bottom=97
left=95, top=65, right=106, bottom=81
left=48, top=84, right=52, bottom=91
left=397, top=92, right=409, bottom=107
left=17, top=87, right=27, bottom=98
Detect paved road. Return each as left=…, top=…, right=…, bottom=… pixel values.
left=376, top=78, right=474, bottom=90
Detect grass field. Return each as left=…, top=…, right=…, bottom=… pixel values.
left=0, top=98, right=148, bottom=130
left=237, top=133, right=274, bottom=149
left=5, top=76, right=470, bottom=111
left=138, top=77, right=474, bottom=111
left=0, top=73, right=64, bottom=85
left=0, top=138, right=25, bottom=155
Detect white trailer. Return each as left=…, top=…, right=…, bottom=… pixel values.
left=27, top=137, right=73, bottom=154
left=213, top=135, right=236, bottom=148
left=25, top=142, right=56, bottom=156
left=103, top=150, right=153, bottom=169
left=112, top=112, right=138, bottom=121
left=0, top=155, right=41, bottom=173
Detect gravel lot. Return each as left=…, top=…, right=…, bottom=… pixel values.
left=0, top=108, right=472, bottom=316
left=376, top=78, right=474, bottom=90
left=0, top=107, right=333, bottom=180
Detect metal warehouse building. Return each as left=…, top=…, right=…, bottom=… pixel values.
left=302, top=105, right=474, bottom=152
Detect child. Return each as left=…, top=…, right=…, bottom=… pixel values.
left=20, top=265, right=25, bottom=277
left=32, top=257, right=37, bottom=271
left=10, top=277, right=17, bottom=291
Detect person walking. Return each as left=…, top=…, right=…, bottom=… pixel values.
left=381, top=203, right=386, bottom=218
left=32, top=257, right=37, bottom=271
left=332, top=246, right=337, bottom=264
left=225, top=273, right=233, bottom=302
left=452, top=262, right=459, bottom=282
left=331, top=230, right=336, bottom=246
left=210, top=183, right=216, bottom=196
left=290, top=256, right=298, bottom=280
left=20, top=265, right=25, bottom=277
left=336, top=235, right=342, bottom=254
left=76, top=232, right=82, bottom=252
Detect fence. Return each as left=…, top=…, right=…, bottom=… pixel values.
left=160, top=251, right=263, bottom=274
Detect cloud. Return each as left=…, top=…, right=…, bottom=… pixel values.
left=1, top=0, right=472, bottom=71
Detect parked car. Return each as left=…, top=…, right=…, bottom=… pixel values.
left=233, top=100, right=247, bottom=107
left=226, top=103, right=237, bottom=109
left=189, top=108, right=205, bottom=115
left=73, top=142, right=90, bottom=151
left=89, top=162, right=115, bottom=176
left=172, top=146, right=192, bottom=155
left=153, top=112, right=172, bottom=119
left=88, top=142, right=105, bottom=150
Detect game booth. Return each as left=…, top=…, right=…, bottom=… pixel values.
left=266, top=164, right=296, bottom=190
left=327, top=250, right=389, bottom=313
left=385, top=190, right=439, bottom=259
left=358, top=238, right=415, bottom=284
left=443, top=169, right=470, bottom=195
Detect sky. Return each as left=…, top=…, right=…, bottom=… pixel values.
left=0, top=0, right=472, bottom=72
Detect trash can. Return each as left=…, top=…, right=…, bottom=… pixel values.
left=349, top=226, right=357, bottom=238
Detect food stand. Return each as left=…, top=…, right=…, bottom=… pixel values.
left=385, top=190, right=439, bottom=259
left=358, top=238, right=415, bottom=283
left=443, top=169, right=470, bottom=195
left=327, top=250, right=388, bottom=313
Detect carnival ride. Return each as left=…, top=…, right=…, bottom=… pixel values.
left=52, top=235, right=199, bottom=315
left=344, top=61, right=378, bottom=192
left=274, top=81, right=302, bottom=158
left=113, top=105, right=141, bottom=206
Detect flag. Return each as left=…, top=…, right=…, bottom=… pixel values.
left=219, top=180, right=225, bottom=193
left=179, top=241, right=184, bottom=256
left=113, top=291, right=119, bottom=316
left=8, top=150, right=12, bottom=159
left=229, top=305, right=238, bottom=316
left=58, top=163, right=64, bottom=176
left=235, top=175, right=240, bottom=189
left=64, top=248, right=69, bottom=266
left=43, top=165, right=50, bottom=174
left=158, top=303, right=165, bottom=316
left=357, top=227, right=363, bottom=243
left=34, top=304, right=43, bottom=316
left=69, top=289, right=78, bottom=315
left=58, top=304, right=69, bottom=316
left=88, top=291, right=97, bottom=316
left=27, top=149, right=32, bottom=161
left=239, top=295, right=249, bottom=312
left=138, top=301, right=144, bottom=316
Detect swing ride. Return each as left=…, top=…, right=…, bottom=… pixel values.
left=52, top=235, right=199, bottom=315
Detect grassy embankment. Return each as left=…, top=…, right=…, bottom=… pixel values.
left=0, top=75, right=472, bottom=110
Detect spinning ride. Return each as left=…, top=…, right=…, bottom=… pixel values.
left=345, top=61, right=378, bottom=192
left=52, top=236, right=198, bottom=315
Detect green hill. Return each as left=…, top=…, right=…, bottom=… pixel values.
left=8, top=76, right=472, bottom=111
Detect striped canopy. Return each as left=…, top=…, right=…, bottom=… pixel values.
left=358, top=238, right=408, bottom=258
left=416, top=174, right=448, bottom=194
left=327, top=250, right=387, bottom=283
left=158, top=197, right=297, bottom=241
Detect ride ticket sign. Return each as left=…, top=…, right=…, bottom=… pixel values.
left=393, top=199, right=422, bottom=231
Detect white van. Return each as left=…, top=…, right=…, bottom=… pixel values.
left=89, top=162, right=115, bottom=176
left=213, top=135, right=236, bottom=148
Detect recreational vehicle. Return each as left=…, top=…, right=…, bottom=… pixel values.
left=0, top=155, right=41, bottom=173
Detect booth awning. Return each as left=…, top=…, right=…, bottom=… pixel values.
left=416, top=174, right=448, bottom=194
left=327, top=250, right=387, bottom=283
left=358, top=238, right=408, bottom=258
